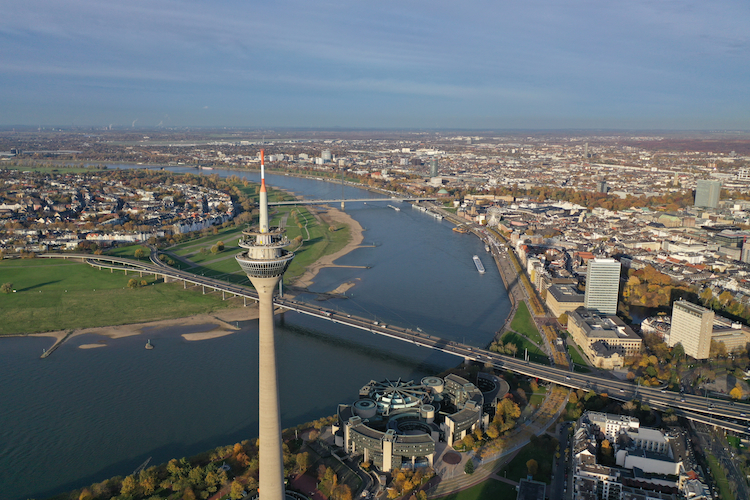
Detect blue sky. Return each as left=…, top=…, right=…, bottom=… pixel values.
left=2, top=0, right=749, bottom=129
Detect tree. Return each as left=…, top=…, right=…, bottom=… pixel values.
left=127, top=278, right=139, bottom=289
left=464, top=459, right=475, bottom=475
left=120, top=475, right=138, bottom=496
left=134, top=248, right=145, bottom=259
left=229, top=480, right=245, bottom=500
left=1, top=282, right=12, bottom=294
left=296, top=452, right=311, bottom=473
left=558, top=313, right=568, bottom=325
left=461, top=435, right=475, bottom=449
left=730, top=384, right=743, bottom=400
left=671, top=342, right=685, bottom=361
left=526, top=458, right=538, bottom=476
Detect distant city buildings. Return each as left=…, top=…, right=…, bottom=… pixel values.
left=694, top=180, right=721, bottom=208
left=584, top=258, right=621, bottom=315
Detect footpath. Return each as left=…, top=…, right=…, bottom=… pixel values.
left=426, top=386, right=570, bottom=498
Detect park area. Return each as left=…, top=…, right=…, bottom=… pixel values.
left=0, top=258, right=237, bottom=335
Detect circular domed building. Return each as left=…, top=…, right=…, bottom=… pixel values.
left=335, top=374, right=485, bottom=472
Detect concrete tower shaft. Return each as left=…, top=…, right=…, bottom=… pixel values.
left=235, top=149, right=293, bottom=500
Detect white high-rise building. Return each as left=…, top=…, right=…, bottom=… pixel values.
left=668, top=300, right=714, bottom=359
left=584, top=258, right=621, bottom=315
left=694, top=180, right=721, bottom=208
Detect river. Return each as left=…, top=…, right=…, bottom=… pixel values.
left=0, top=168, right=511, bottom=500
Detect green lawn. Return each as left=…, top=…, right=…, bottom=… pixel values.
left=707, top=454, right=735, bottom=500
left=566, top=342, right=588, bottom=366
left=497, top=435, right=557, bottom=484
left=501, top=331, right=548, bottom=365
left=0, top=258, right=239, bottom=335
left=0, top=165, right=102, bottom=174
left=153, top=203, right=353, bottom=286
left=510, top=302, right=543, bottom=345
left=727, top=435, right=743, bottom=449
left=432, top=479, right=517, bottom=500
left=106, top=243, right=151, bottom=260
left=528, top=387, right=548, bottom=407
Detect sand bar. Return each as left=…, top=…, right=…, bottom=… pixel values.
left=294, top=206, right=364, bottom=289
left=28, top=306, right=260, bottom=345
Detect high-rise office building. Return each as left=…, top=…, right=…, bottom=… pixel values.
left=668, top=300, right=714, bottom=359
left=430, top=160, right=438, bottom=178
left=584, top=258, right=621, bottom=315
left=694, top=180, right=721, bottom=208
left=236, top=151, right=294, bottom=500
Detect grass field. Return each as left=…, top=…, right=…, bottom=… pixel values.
left=566, top=342, right=588, bottom=365
left=501, top=331, right=548, bottom=364
left=707, top=454, right=735, bottom=500
left=510, top=302, right=543, bottom=345
left=150, top=204, right=353, bottom=286
left=528, top=386, right=548, bottom=407
left=0, top=258, right=238, bottom=335
left=0, top=165, right=102, bottom=174
left=432, top=479, right=517, bottom=500
left=497, top=436, right=557, bottom=484
left=106, top=244, right=151, bottom=260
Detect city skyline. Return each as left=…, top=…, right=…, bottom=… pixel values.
left=2, top=0, right=749, bottom=129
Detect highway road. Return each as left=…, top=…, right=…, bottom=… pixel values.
left=40, top=252, right=750, bottom=434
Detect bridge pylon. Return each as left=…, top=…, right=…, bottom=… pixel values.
left=341, top=200, right=345, bottom=210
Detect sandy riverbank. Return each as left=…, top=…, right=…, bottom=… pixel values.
left=28, top=307, right=261, bottom=347
left=293, top=206, right=364, bottom=289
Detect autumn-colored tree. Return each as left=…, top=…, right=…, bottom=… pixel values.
left=730, top=384, right=743, bottom=400
left=462, top=434, right=475, bottom=449
left=526, top=458, right=538, bottom=475
left=134, top=248, right=145, bottom=259
left=229, top=480, right=245, bottom=500
left=120, top=475, right=138, bottom=496
left=486, top=424, right=500, bottom=439
left=296, top=452, right=311, bottom=473
left=138, top=467, right=158, bottom=495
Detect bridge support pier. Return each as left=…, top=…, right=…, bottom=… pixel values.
left=222, top=291, right=225, bottom=300
left=341, top=201, right=345, bottom=210
left=202, top=286, right=205, bottom=294
left=184, top=280, right=186, bottom=289
left=244, top=297, right=247, bottom=307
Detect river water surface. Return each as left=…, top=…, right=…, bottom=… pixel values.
left=0, top=169, right=510, bottom=500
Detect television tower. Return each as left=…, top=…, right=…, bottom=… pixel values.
left=236, top=150, right=294, bottom=500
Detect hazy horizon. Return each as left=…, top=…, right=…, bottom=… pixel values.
left=3, top=1, right=749, bottom=130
